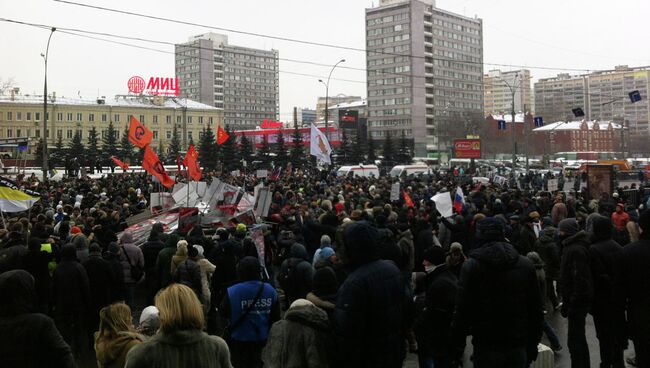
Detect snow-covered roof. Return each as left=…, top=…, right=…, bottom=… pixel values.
left=328, top=99, right=367, bottom=110
left=0, top=95, right=221, bottom=111
left=489, top=113, right=527, bottom=123
left=533, top=120, right=621, bottom=131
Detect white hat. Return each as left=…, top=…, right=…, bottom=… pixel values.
left=289, top=299, right=314, bottom=309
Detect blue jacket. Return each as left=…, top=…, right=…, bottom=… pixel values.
left=227, top=280, right=278, bottom=342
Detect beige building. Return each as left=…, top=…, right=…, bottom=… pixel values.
left=0, top=93, right=223, bottom=154
left=316, top=95, right=362, bottom=121
left=484, top=69, right=532, bottom=116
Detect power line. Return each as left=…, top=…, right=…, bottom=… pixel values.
left=51, top=0, right=595, bottom=73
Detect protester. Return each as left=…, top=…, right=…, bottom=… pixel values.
left=221, top=256, right=280, bottom=368
left=334, top=221, right=412, bottom=368
left=451, top=217, right=543, bottom=367
left=136, top=305, right=160, bottom=338
left=118, top=232, right=144, bottom=310
left=0, top=270, right=75, bottom=368
left=94, top=302, right=144, bottom=368
left=558, top=218, right=593, bottom=368
left=125, top=283, right=232, bottom=368
left=588, top=215, right=626, bottom=368
left=527, top=251, right=562, bottom=352
left=262, top=299, right=332, bottom=368
left=619, top=210, right=650, bottom=368
left=414, top=246, right=457, bottom=368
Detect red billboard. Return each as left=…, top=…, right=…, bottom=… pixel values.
left=453, top=139, right=481, bottom=158
left=128, top=76, right=179, bottom=96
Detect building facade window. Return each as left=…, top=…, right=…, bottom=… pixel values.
left=77, top=113, right=82, bottom=121
left=153, top=131, right=159, bottom=139
left=26, top=112, right=32, bottom=121
left=102, top=114, right=107, bottom=122
left=166, top=115, right=171, bottom=124
left=139, top=115, right=145, bottom=123
left=67, top=113, right=73, bottom=121
left=114, top=114, right=120, bottom=122
left=153, top=115, right=158, bottom=124
left=89, top=114, right=95, bottom=122
left=57, top=113, right=63, bottom=121
left=16, top=112, right=22, bottom=121
left=67, top=130, right=73, bottom=139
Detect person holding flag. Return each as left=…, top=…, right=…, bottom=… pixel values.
left=454, top=186, right=465, bottom=214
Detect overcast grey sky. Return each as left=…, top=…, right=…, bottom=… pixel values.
left=1, top=0, right=649, bottom=122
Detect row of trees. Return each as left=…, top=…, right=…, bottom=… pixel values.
left=38, top=121, right=413, bottom=171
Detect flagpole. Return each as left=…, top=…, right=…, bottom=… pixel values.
left=0, top=210, right=5, bottom=229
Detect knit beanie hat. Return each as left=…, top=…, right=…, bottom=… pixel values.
left=237, top=256, right=261, bottom=281
left=318, top=247, right=335, bottom=262
left=590, top=215, right=613, bottom=241
left=558, top=218, right=580, bottom=236
left=139, top=306, right=160, bottom=330
left=312, top=266, right=338, bottom=296
left=290, top=299, right=314, bottom=309
left=423, top=246, right=446, bottom=266
left=475, top=218, right=505, bottom=241
left=320, top=235, right=331, bottom=247
left=70, top=226, right=82, bottom=235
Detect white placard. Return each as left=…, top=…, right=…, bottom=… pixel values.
left=432, top=192, right=453, bottom=218
left=390, top=182, right=401, bottom=201
left=256, top=169, right=268, bottom=178
left=547, top=179, right=559, bottom=192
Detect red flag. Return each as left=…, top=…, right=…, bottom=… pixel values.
left=128, top=115, right=153, bottom=148
left=403, top=190, right=414, bottom=208
left=216, top=126, right=230, bottom=145
left=176, top=155, right=183, bottom=177
left=110, top=156, right=130, bottom=171
left=261, top=119, right=283, bottom=129
left=183, top=144, right=202, bottom=181
left=142, top=146, right=175, bottom=188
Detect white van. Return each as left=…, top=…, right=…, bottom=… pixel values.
left=389, top=164, right=431, bottom=177
left=337, top=165, right=380, bottom=178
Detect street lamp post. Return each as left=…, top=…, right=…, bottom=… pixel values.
left=498, top=73, right=520, bottom=168
left=318, top=59, right=345, bottom=140
left=41, top=27, right=56, bottom=182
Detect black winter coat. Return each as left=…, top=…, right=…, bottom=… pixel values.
left=414, top=264, right=457, bottom=356
left=559, top=231, right=594, bottom=312
left=278, top=244, right=314, bottom=306
left=21, top=249, right=52, bottom=308
left=52, top=247, right=90, bottom=315
left=534, top=227, right=560, bottom=280
left=618, top=236, right=650, bottom=340
left=174, top=258, right=203, bottom=300
left=452, top=241, right=543, bottom=359
left=589, top=237, right=623, bottom=314
left=83, top=254, right=116, bottom=311
left=0, top=270, right=75, bottom=368
left=334, top=259, right=411, bottom=368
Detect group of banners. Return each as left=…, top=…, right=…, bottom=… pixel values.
left=122, top=115, right=231, bottom=188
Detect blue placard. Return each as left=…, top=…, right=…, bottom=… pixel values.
left=497, top=120, right=506, bottom=130
left=629, top=90, right=642, bottom=103
left=534, top=116, right=544, bottom=127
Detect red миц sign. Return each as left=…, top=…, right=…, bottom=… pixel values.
left=453, top=139, right=481, bottom=158
left=128, top=76, right=179, bottom=96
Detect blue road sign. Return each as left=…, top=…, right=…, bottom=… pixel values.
left=534, top=116, right=544, bottom=127
left=629, top=90, right=642, bottom=103
left=497, top=120, right=506, bottom=130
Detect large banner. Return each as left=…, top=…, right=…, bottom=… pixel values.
left=453, top=139, right=481, bottom=159
left=587, top=165, right=614, bottom=200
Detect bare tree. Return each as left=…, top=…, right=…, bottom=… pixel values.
left=0, top=78, right=16, bottom=96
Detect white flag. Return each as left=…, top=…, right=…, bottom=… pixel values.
left=310, top=124, right=332, bottom=164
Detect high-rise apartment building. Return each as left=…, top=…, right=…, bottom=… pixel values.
left=534, top=73, right=589, bottom=123
left=175, top=33, right=279, bottom=129
left=366, top=0, right=483, bottom=157
left=484, top=69, right=532, bottom=116
left=587, top=65, right=649, bottom=134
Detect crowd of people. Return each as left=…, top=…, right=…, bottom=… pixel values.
left=0, top=166, right=649, bottom=368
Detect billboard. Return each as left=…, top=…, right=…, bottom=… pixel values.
left=587, top=165, right=614, bottom=200
left=338, top=110, right=359, bottom=129
left=453, top=139, right=481, bottom=159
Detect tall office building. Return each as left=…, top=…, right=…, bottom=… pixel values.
left=484, top=69, right=532, bottom=116
left=175, top=33, right=279, bottom=129
left=534, top=73, right=589, bottom=123
left=366, top=0, right=483, bottom=157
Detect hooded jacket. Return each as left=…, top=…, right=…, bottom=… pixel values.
left=119, top=233, right=144, bottom=283
left=279, top=244, right=314, bottom=305
left=452, top=241, right=543, bottom=358
left=95, top=331, right=144, bottom=368
left=262, top=304, right=332, bottom=368
left=52, top=244, right=90, bottom=315
left=559, top=231, right=594, bottom=312
left=534, top=226, right=560, bottom=280
left=334, top=221, right=412, bottom=368
left=0, top=270, right=75, bottom=368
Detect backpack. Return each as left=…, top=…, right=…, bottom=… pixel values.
left=174, top=259, right=203, bottom=299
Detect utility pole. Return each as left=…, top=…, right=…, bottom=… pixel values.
left=41, top=27, right=56, bottom=182
left=293, top=106, right=298, bottom=127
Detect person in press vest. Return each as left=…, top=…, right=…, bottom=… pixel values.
left=220, top=256, right=280, bottom=368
